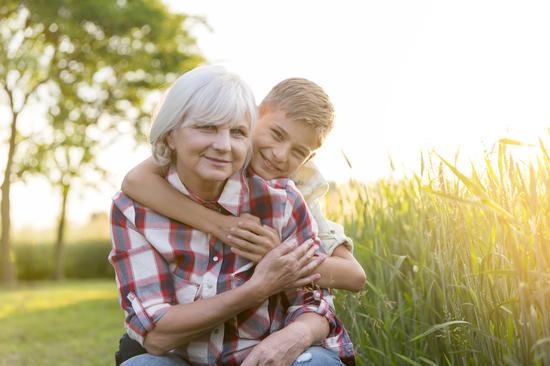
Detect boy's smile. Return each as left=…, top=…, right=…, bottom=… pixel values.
left=251, top=105, right=320, bottom=180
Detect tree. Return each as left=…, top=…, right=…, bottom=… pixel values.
left=1, top=0, right=205, bottom=284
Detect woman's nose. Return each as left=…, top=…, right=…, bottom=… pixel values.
left=212, top=130, right=231, bottom=151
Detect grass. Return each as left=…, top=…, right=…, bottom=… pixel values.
left=0, top=280, right=122, bottom=366
left=328, top=137, right=550, bottom=365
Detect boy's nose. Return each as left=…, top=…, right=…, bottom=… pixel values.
left=272, top=144, right=290, bottom=163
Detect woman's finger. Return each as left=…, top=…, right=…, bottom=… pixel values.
left=284, top=238, right=315, bottom=261
left=297, top=254, right=326, bottom=277
left=288, top=273, right=322, bottom=288
left=296, top=243, right=319, bottom=269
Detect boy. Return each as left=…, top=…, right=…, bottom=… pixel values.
left=122, top=78, right=366, bottom=292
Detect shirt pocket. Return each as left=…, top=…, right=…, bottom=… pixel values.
left=173, top=273, right=200, bottom=304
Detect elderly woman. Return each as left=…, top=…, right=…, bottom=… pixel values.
left=109, top=66, right=354, bottom=366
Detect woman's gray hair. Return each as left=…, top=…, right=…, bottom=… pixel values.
left=149, top=65, right=257, bottom=166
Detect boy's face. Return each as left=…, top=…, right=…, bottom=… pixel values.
left=251, top=105, right=321, bottom=180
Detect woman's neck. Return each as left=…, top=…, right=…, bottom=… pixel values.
left=174, top=166, right=224, bottom=202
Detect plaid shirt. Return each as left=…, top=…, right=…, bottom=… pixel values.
left=109, top=167, right=355, bottom=365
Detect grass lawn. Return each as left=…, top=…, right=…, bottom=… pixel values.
left=0, top=280, right=123, bottom=366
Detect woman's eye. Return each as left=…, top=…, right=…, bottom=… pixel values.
left=231, top=128, right=247, bottom=137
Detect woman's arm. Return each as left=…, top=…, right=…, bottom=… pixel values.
left=144, top=239, right=324, bottom=354
left=241, top=313, right=329, bottom=366
left=122, top=157, right=259, bottom=241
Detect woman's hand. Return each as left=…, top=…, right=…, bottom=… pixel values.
left=249, top=238, right=327, bottom=298
left=240, top=327, right=309, bottom=366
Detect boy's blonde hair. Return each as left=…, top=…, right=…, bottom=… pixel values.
left=260, top=78, right=334, bottom=143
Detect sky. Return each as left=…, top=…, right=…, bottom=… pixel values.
left=6, top=0, right=550, bottom=230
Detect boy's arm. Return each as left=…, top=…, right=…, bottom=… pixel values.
left=308, top=200, right=366, bottom=292
left=121, top=157, right=259, bottom=241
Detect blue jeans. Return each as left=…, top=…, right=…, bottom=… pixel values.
left=120, top=346, right=344, bottom=366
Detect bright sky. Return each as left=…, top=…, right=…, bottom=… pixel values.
left=8, top=0, right=550, bottom=230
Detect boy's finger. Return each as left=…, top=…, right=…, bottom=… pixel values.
left=226, top=235, right=266, bottom=255
left=230, top=227, right=262, bottom=243
left=296, top=244, right=319, bottom=268
left=240, top=213, right=261, bottom=224
left=230, top=228, right=274, bottom=250
left=230, top=247, right=261, bottom=263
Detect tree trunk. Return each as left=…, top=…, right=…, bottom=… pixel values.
left=54, top=183, right=70, bottom=281
left=1, top=111, right=18, bottom=287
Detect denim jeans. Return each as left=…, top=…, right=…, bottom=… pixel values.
left=120, top=346, right=344, bottom=366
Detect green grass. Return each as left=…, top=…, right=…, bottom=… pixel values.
left=328, top=138, right=550, bottom=365
left=0, top=280, right=123, bottom=366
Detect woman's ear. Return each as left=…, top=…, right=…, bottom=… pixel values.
left=165, top=131, right=176, bottom=150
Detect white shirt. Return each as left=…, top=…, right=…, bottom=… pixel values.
left=290, top=160, right=354, bottom=255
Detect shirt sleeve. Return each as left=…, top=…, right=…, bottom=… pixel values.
left=279, top=185, right=355, bottom=364
left=308, top=199, right=354, bottom=255
left=108, top=199, right=174, bottom=346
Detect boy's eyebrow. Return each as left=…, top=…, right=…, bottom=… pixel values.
left=272, top=124, right=288, bottom=137
left=273, top=124, right=312, bottom=153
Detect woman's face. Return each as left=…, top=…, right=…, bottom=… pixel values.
left=167, top=120, right=251, bottom=197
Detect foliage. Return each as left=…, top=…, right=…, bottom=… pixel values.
left=327, top=138, right=550, bottom=365
left=0, top=0, right=205, bottom=283
left=0, top=240, right=113, bottom=280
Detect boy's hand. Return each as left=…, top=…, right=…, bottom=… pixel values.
left=226, top=218, right=281, bottom=263
left=213, top=213, right=260, bottom=243
left=249, top=238, right=326, bottom=298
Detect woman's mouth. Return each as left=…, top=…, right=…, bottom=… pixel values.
left=205, top=156, right=231, bottom=164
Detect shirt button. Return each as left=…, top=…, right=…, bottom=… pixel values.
left=212, top=256, right=219, bottom=262
left=207, top=281, right=213, bottom=289
left=313, top=290, right=321, bottom=300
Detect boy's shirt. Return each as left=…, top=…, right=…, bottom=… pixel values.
left=291, top=160, right=354, bottom=256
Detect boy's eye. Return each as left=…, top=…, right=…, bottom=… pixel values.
left=271, top=129, right=283, bottom=141
left=292, top=149, right=308, bottom=159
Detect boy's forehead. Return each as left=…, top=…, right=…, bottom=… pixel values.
left=259, top=107, right=321, bottom=150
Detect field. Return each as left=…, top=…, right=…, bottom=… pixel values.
left=0, top=281, right=122, bottom=366
left=2, top=139, right=549, bottom=366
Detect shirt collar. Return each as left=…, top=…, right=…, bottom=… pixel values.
left=166, top=166, right=248, bottom=216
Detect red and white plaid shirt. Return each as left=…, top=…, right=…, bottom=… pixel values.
left=109, top=167, right=355, bottom=365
